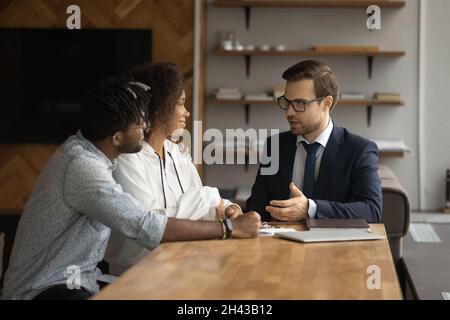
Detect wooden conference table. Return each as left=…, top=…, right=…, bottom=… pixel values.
left=93, top=224, right=402, bottom=300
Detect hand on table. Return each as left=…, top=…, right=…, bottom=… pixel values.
left=231, top=211, right=262, bottom=238
left=224, top=204, right=243, bottom=219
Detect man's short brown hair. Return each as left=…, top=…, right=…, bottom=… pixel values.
left=282, top=60, right=339, bottom=110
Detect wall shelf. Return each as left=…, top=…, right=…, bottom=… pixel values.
left=214, top=48, right=406, bottom=57
left=379, top=150, right=406, bottom=158
left=213, top=48, right=405, bottom=79
left=213, top=1, right=406, bottom=8
left=210, top=97, right=404, bottom=125
left=213, top=1, right=405, bottom=29
left=212, top=147, right=405, bottom=171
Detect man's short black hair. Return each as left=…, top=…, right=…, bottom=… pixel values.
left=80, top=77, right=151, bottom=142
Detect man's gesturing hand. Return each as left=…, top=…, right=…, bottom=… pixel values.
left=265, top=182, right=309, bottom=222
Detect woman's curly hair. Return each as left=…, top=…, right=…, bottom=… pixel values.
left=127, top=62, right=184, bottom=137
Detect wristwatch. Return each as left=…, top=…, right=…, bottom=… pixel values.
left=224, top=218, right=233, bottom=239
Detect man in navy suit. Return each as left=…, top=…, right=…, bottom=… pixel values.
left=246, top=60, right=382, bottom=223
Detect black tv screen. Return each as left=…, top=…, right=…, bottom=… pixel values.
left=0, top=28, right=152, bottom=143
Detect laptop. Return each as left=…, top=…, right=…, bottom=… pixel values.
left=274, top=229, right=385, bottom=243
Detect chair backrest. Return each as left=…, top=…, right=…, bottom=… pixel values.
left=378, top=165, right=411, bottom=264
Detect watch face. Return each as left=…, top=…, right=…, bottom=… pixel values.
left=224, top=219, right=233, bottom=239
left=225, top=219, right=233, bottom=231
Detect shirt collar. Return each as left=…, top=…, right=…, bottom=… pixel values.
left=142, top=140, right=170, bottom=156
left=76, top=130, right=117, bottom=170
left=296, top=119, right=334, bottom=148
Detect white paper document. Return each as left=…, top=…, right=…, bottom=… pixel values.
left=259, top=227, right=297, bottom=237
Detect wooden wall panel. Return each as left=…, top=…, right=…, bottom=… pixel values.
left=0, top=0, right=195, bottom=213
left=0, top=145, right=58, bottom=213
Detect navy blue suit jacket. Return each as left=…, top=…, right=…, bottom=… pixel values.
left=246, top=125, right=382, bottom=223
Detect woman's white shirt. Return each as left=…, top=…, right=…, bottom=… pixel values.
left=105, top=140, right=232, bottom=274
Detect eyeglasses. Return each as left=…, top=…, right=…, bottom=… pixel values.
left=277, top=95, right=325, bottom=112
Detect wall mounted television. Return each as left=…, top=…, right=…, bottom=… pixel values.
left=0, top=28, right=152, bottom=143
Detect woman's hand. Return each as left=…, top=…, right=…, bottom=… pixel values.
left=215, top=199, right=225, bottom=220
left=224, top=204, right=243, bottom=219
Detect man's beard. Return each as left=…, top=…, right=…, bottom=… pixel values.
left=290, top=119, right=322, bottom=137
left=118, top=140, right=143, bottom=154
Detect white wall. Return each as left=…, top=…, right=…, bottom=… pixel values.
left=204, top=0, right=421, bottom=209
left=422, top=0, right=450, bottom=210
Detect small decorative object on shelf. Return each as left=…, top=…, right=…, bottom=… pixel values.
left=220, top=30, right=236, bottom=51
left=222, top=40, right=233, bottom=51
left=371, top=139, right=411, bottom=157
left=215, top=87, right=242, bottom=100
left=374, top=92, right=402, bottom=102
left=274, top=44, right=286, bottom=51
left=244, top=93, right=273, bottom=101
left=444, top=169, right=450, bottom=213
left=218, top=31, right=289, bottom=56
left=235, top=41, right=245, bottom=51
left=340, top=92, right=366, bottom=100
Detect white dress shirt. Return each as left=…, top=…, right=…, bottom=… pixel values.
left=106, top=139, right=234, bottom=275
left=292, top=120, right=334, bottom=218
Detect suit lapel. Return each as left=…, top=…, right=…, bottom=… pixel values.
left=314, top=125, right=345, bottom=198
